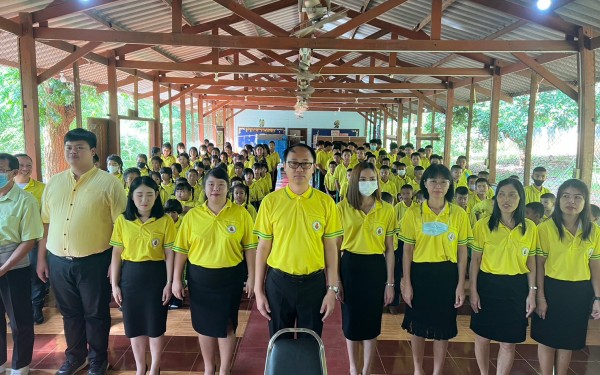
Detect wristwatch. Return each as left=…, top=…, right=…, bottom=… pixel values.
left=327, top=285, right=340, bottom=294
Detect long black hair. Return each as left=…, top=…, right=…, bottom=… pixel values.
left=420, top=163, right=454, bottom=202
left=552, top=179, right=593, bottom=241
left=488, top=178, right=527, bottom=235
left=124, top=176, right=165, bottom=221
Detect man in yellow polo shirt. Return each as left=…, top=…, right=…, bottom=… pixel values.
left=525, top=166, right=551, bottom=204
left=14, top=153, right=47, bottom=325
left=0, top=153, right=44, bottom=375
left=254, top=144, right=343, bottom=337
left=37, top=129, right=126, bottom=375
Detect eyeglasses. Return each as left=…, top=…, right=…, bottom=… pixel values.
left=427, top=179, right=450, bottom=187
left=286, top=161, right=313, bottom=170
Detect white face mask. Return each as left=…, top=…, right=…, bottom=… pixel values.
left=398, top=170, right=406, bottom=177
left=358, top=181, right=378, bottom=197
left=470, top=184, right=476, bottom=190
left=107, top=165, right=119, bottom=174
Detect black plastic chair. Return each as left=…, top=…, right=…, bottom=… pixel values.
left=264, top=328, right=327, bottom=375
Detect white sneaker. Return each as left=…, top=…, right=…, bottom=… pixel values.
left=10, top=366, right=29, bottom=375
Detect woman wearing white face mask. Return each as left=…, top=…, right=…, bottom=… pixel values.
left=106, top=154, right=124, bottom=187
left=399, top=163, right=472, bottom=375
left=337, top=162, right=396, bottom=375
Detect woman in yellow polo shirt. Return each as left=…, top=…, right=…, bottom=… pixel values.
left=109, top=176, right=176, bottom=375
left=532, top=179, right=600, bottom=375
left=337, top=162, right=396, bottom=375
left=106, top=154, right=124, bottom=187
left=469, top=178, right=538, bottom=375
left=399, top=163, right=472, bottom=375
left=172, top=168, right=257, bottom=375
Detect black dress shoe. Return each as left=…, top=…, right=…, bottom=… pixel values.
left=55, top=359, right=88, bottom=375
left=87, top=360, right=108, bottom=375
left=33, top=307, right=44, bottom=325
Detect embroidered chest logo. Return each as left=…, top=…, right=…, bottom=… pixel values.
left=312, top=221, right=322, bottom=231
left=522, top=248, right=529, bottom=256
left=447, top=232, right=456, bottom=241
left=151, top=239, right=160, bottom=248
left=375, top=226, right=384, bottom=236
left=227, top=225, right=237, bottom=234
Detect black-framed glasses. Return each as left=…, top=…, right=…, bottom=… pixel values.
left=286, top=161, right=313, bottom=170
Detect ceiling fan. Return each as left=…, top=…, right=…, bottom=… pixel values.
left=291, top=0, right=348, bottom=38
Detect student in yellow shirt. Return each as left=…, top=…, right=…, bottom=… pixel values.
left=159, top=167, right=175, bottom=197
left=379, top=165, right=398, bottom=203
left=540, top=192, right=555, bottom=221
left=253, top=144, right=271, bottom=173
left=391, top=162, right=411, bottom=192
left=253, top=144, right=343, bottom=338
left=172, top=168, right=257, bottom=375
left=390, top=184, right=414, bottom=315
left=469, top=179, right=537, bottom=375
left=161, top=142, right=176, bottom=167
left=186, top=169, right=205, bottom=205
left=150, top=156, right=163, bottom=173
left=107, top=154, right=124, bottom=187
left=388, top=142, right=399, bottom=163
left=176, top=142, right=186, bottom=156
left=400, top=143, right=414, bottom=166
left=454, top=186, right=469, bottom=212
left=268, top=141, right=281, bottom=189
left=456, top=156, right=474, bottom=186
left=468, top=178, right=492, bottom=221
left=429, top=154, right=443, bottom=165
left=175, top=182, right=198, bottom=214
left=450, top=164, right=468, bottom=191
left=467, top=175, right=478, bottom=196
left=231, top=183, right=257, bottom=222
left=532, top=179, right=600, bottom=375
left=339, top=169, right=352, bottom=201
left=243, top=168, right=262, bottom=209
left=150, top=172, right=170, bottom=206
left=136, top=154, right=150, bottom=176
left=123, top=168, right=141, bottom=197
left=592, top=204, right=600, bottom=225
left=177, top=153, right=192, bottom=177
left=188, top=147, right=200, bottom=164
left=411, top=166, right=424, bottom=193
left=337, top=162, right=396, bottom=375
left=260, top=163, right=273, bottom=193
left=109, top=176, right=176, bottom=375
left=525, top=202, right=544, bottom=225
left=14, top=153, right=47, bottom=324
left=170, top=163, right=182, bottom=181
left=334, top=149, right=354, bottom=192
left=355, top=146, right=367, bottom=163
left=417, top=148, right=430, bottom=169
left=324, top=161, right=338, bottom=200
left=405, top=153, right=422, bottom=180
left=164, top=199, right=183, bottom=231
left=525, top=167, right=551, bottom=204
left=253, top=163, right=269, bottom=198
left=399, top=164, right=471, bottom=375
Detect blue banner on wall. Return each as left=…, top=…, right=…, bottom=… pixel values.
left=311, top=128, right=360, bottom=139
left=237, top=127, right=287, bottom=161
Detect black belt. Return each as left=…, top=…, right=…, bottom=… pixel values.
left=51, top=248, right=111, bottom=262
left=270, top=268, right=324, bottom=280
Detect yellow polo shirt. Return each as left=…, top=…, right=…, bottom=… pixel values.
left=0, top=184, right=44, bottom=246
left=338, top=199, right=396, bottom=255
left=192, top=183, right=205, bottom=204
left=110, top=215, right=176, bottom=262
left=238, top=202, right=257, bottom=222
left=178, top=197, right=198, bottom=210
left=20, top=178, right=45, bottom=207
left=471, top=217, right=537, bottom=275
left=399, top=201, right=472, bottom=263
left=324, top=172, right=337, bottom=193
left=254, top=186, right=343, bottom=275
left=139, top=167, right=150, bottom=177
left=340, top=181, right=349, bottom=199
left=537, top=220, right=600, bottom=281
left=394, top=200, right=413, bottom=223
left=333, top=162, right=354, bottom=185
left=525, top=185, right=551, bottom=204
left=379, top=179, right=398, bottom=202
left=316, top=150, right=329, bottom=170
left=391, top=175, right=412, bottom=192
left=158, top=187, right=171, bottom=206
left=268, top=152, right=281, bottom=171
left=161, top=182, right=175, bottom=197
left=161, top=155, right=176, bottom=167
left=173, top=201, right=257, bottom=268
left=247, top=182, right=262, bottom=203
left=42, top=167, right=127, bottom=257
left=472, top=199, right=494, bottom=221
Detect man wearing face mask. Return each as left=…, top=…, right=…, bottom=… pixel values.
left=0, top=153, right=44, bottom=375
left=368, top=139, right=380, bottom=157
left=525, top=166, right=551, bottom=204
left=135, top=154, right=150, bottom=176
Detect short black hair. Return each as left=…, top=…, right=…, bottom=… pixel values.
left=13, top=153, right=31, bottom=160
left=283, top=143, right=316, bottom=163
left=107, top=154, right=123, bottom=167
left=455, top=186, right=469, bottom=196
left=151, top=156, right=163, bottom=165
left=64, top=128, right=97, bottom=149
left=526, top=202, right=544, bottom=217
left=171, top=163, right=182, bottom=173
left=243, top=168, right=254, bottom=177
left=178, top=152, right=189, bottom=161
left=203, top=166, right=230, bottom=194
left=175, top=181, right=192, bottom=192
left=381, top=192, right=394, bottom=205
left=124, top=176, right=165, bottom=221
left=123, top=167, right=141, bottom=180
left=540, top=192, right=555, bottom=200
left=162, top=142, right=172, bottom=149
left=532, top=166, right=547, bottom=173
left=159, top=167, right=172, bottom=176
left=164, top=199, right=183, bottom=214
left=137, top=153, right=148, bottom=161
left=151, top=146, right=161, bottom=155
left=401, top=184, right=413, bottom=191
left=476, top=178, right=489, bottom=185
left=0, top=153, right=19, bottom=171
left=591, top=204, right=600, bottom=219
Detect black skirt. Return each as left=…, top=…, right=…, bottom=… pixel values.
left=341, top=251, right=387, bottom=341
left=470, top=271, right=528, bottom=343
left=120, top=260, right=168, bottom=338
left=402, top=261, right=458, bottom=340
left=188, top=262, right=245, bottom=338
left=531, top=276, right=593, bottom=350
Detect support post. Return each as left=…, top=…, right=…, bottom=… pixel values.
left=180, top=94, right=187, bottom=144
left=190, top=94, right=195, bottom=145
left=383, top=107, right=388, bottom=145
left=488, top=71, right=501, bottom=183
left=133, top=69, right=139, bottom=116
left=430, top=91, right=436, bottom=146
left=407, top=100, right=412, bottom=143
left=416, top=99, right=424, bottom=149
left=198, top=96, right=204, bottom=142
left=73, top=61, right=82, bottom=128
left=465, top=82, right=475, bottom=163
left=576, top=26, right=596, bottom=185
left=397, top=102, right=403, bottom=145
left=168, top=85, right=173, bottom=145
left=18, top=12, right=42, bottom=180
left=524, top=72, right=539, bottom=186
left=107, top=50, right=119, bottom=156
left=152, top=73, right=162, bottom=149
left=443, top=88, right=454, bottom=167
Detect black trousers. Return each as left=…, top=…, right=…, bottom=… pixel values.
left=29, top=244, right=49, bottom=309
left=48, top=250, right=112, bottom=363
left=265, top=268, right=326, bottom=338
left=0, top=267, right=34, bottom=369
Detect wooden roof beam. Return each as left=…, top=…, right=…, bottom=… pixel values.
left=210, top=0, right=289, bottom=37
left=33, top=28, right=578, bottom=52
left=410, top=90, right=446, bottom=114
left=160, top=84, right=199, bottom=107
left=320, top=0, right=409, bottom=38
left=0, top=15, right=21, bottom=36
left=96, top=75, right=140, bottom=93
left=313, top=29, right=389, bottom=68
left=10, top=0, right=122, bottom=24
left=473, top=84, right=513, bottom=103
left=414, top=0, right=456, bottom=32
left=466, top=0, right=579, bottom=36
left=430, top=0, right=443, bottom=40
left=191, top=89, right=416, bottom=98
left=512, top=52, right=578, bottom=101
left=37, top=41, right=102, bottom=84
left=161, top=0, right=194, bottom=27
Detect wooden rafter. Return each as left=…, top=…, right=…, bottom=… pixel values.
left=0, top=15, right=21, bottom=35
left=473, top=84, right=513, bottom=103
left=190, top=89, right=416, bottom=98
left=10, top=0, right=121, bottom=24
left=430, top=0, right=443, bottom=40
left=410, top=90, right=446, bottom=114
left=37, top=42, right=102, bottom=84
left=96, top=75, right=141, bottom=94
left=160, top=84, right=199, bottom=108
left=32, top=28, right=578, bottom=53
left=512, top=52, right=578, bottom=101
left=210, top=0, right=288, bottom=37
left=414, top=0, right=456, bottom=32
left=161, top=0, right=194, bottom=27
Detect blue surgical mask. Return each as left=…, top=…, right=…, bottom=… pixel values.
left=370, top=145, right=377, bottom=151
left=422, top=221, right=449, bottom=236
left=358, top=181, right=378, bottom=197
left=0, top=173, right=10, bottom=189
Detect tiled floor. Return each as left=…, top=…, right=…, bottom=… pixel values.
left=11, top=295, right=600, bottom=375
